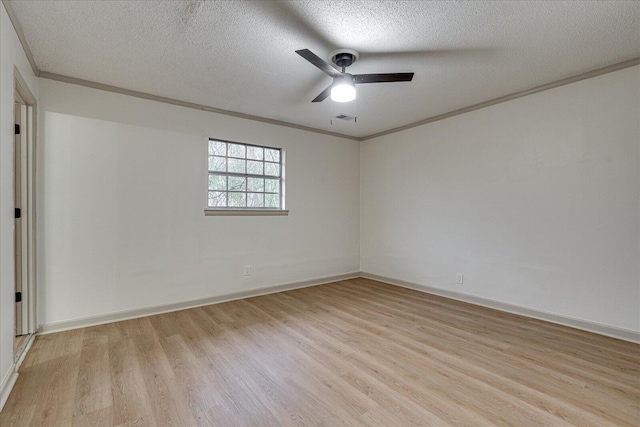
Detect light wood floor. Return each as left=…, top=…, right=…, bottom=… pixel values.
left=14, top=335, right=27, bottom=355
left=1, top=278, right=639, bottom=426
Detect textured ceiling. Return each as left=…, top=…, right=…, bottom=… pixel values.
left=9, top=0, right=640, bottom=138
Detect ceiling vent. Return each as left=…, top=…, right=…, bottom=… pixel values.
left=332, top=114, right=357, bottom=123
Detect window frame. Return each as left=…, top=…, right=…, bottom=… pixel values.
left=204, top=138, right=288, bottom=216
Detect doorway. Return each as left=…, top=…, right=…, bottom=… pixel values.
left=13, top=68, right=37, bottom=363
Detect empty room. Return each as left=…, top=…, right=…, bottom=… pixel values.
left=0, top=1, right=638, bottom=425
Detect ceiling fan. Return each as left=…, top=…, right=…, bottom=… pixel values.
left=296, top=48, right=414, bottom=103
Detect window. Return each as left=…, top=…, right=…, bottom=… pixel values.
left=207, top=139, right=285, bottom=212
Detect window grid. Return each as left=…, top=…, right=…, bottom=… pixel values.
left=208, top=139, right=283, bottom=210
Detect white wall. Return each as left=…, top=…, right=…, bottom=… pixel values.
left=361, top=66, right=640, bottom=333
left=12, top=20, right=639, bottom=345
left=0, top=2, right=38, bottom=400
left=37, top=79, right=360, bottom=326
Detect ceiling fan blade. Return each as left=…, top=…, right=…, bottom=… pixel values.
left=353, top=73, right=414, bottom=84
left=311, top=84, right=333, bottom=103
left=296, top=49, right=342, bottom=78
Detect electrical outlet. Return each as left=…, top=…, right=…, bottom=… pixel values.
left=456, top=273, right=463, bottom=285
left=243, top=265, right=251, bottom=276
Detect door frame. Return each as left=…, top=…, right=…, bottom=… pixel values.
left=13, top=66, right=37, bottom=361
left=14, top=92, right=26, bottom=337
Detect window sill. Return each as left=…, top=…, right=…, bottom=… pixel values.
left=204, top=209, right=289, bottom=216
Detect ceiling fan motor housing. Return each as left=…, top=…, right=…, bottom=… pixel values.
left=334, top=53, right=355, bottom=68
left=329, top=48, right=360, bottom=69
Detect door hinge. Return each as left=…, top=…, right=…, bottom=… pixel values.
left=15, top=292, right=22, bottom=303
left=15, top=208, right=21, bottom=219
left=15, top=124, right=20, bottom=135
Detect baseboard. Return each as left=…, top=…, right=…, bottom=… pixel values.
left=38, top=272, right=360, bottom=335
left=34, top=270, right=640, bottom=343
left=0, top=367, right=18, bottom=413
left=360, top=272, right=640, bottom=344
left=0, top=333, right=35, bottom=412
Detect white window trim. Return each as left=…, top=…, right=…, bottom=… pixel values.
left=204, top=209, right=289, bottom=216
left=205, top=138, right=287, bottom=216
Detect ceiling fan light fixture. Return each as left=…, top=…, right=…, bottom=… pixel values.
left=331, top=76, right=356, bottom=102
left=296, top=48, right=413, bottom=103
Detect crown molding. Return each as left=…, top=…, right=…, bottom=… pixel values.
left=361, top=57, right=640, bottom=141
left=38, top=71, right=360, bottom=141
left=2, top=0, right=39, bottom=76
left=39, top=58, right=640, bottom=142
left=5, top=0, right=638, bottom=142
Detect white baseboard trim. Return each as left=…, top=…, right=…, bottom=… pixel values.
left=0, top=334, right=35, bottom=412
left=0, top=368, right=18, bottom=413
left=360, top=272, right=640, bottom=344
left=38, top=272, right=360, bottom=335
left=33, top=270, right=640, bottom=343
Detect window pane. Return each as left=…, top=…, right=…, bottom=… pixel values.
left=209, top=174, right=227, bottom=191
left=265, top=193, right=280, bottom=208
left=265, top=162, right=280, bottom=177
left=228, top=143, right=246, bottom=158
left=228, top=192, right=246, bottom=207
left=208, top=191, right=227, bottom=207
left=248, top=178, right=264, bottom=192
left=207, top=140, right=282, bottom=210
left=209, top=156, right=226, bottom=172
left=265, top=148, right=280, bottom=163
left=247, top=160, right=264, bottom=175
left=247, top=193, right=264, bottom=208
left=228, top=158, right=246, bottom=173
left=209, top=140, right=226, bottom=156
left=228, top=176, right=246, bottom=191
left=247, top=146, right=263, bottom=160
left=265, top=178, right=279, bottom=193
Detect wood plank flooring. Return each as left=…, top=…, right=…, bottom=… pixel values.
left=1, top=278, right=638, bottom=426
left=14, top=335, right=27, bottom=355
